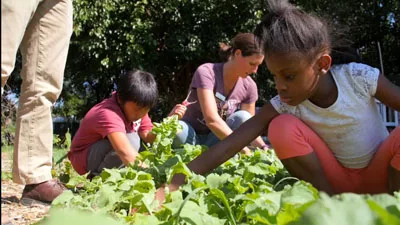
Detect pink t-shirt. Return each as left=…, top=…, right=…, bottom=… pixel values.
left=68, top=92, right=153, bottom=175
left=182, top=63, right=258, bottom=134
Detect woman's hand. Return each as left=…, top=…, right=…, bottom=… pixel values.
left=168, top=104, right=187, bottom=119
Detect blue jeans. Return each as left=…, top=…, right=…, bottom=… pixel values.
left=172, top=110, right=252, bottom=148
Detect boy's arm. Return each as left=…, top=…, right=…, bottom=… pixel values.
left=375, top=74, right=400, bottom=111
left=168, top=104, right=187, bottom=119
left=107, top=132, right=140, bottom=165
left=137, top=113, right=155, bottom=143
left=139, top=130, right=156, bottom=143
left=140, top=104, right=187, bottom=144
left=168, top=103, right=279, bottom=191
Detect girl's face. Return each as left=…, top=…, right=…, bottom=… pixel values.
left=234, top=50, right=264, bottom=78
left=265, top=53, right=322, bottom=106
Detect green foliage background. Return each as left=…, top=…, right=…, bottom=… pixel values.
left=3, top=0, right=400, bottom=121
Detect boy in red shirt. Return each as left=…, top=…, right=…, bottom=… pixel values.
left=68, top=69, right=185, bottom=177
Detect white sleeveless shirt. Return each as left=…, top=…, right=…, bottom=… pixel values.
left=270, top=62, right=389, bottom=168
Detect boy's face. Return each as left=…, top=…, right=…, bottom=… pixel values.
left=120, top=101, right=150, bottom=122
left=265, top=53, right=321, bottom=106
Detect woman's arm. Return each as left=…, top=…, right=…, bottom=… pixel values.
left=197, top=88, right=235, bottom=140
left=241, top=102, right=270, bottom=149
left=374, top=74, right=400, bottom=111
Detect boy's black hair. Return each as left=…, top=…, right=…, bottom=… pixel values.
left=117, top=69, right=158, bottom=108
left=254, top=0, right=361, bottom=65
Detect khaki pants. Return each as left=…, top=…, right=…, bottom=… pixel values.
left=1, top=0, right=73, bottom=184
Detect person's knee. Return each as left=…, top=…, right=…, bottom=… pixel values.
left=172, top=120, right=191, bottom=148
left=390, top=126, right=400, bottom=140
left=226, top=110, right=252, bottom=130
left=268, top=114, right=300, bottom=143
left=126, top=132, right=141, bottom=151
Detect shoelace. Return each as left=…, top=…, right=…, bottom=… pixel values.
left=53, top=180, right=67, bottom=189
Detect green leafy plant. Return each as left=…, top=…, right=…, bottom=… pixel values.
left=45, top=116, right=400, bottom=225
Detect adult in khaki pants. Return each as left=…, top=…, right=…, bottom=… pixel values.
left=1, top=0, right=73, bottom=205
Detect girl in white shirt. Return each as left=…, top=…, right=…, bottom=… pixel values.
left=162, top=0, right=400, bottom=196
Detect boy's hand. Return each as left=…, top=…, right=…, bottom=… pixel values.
left=168, top=104, right=187, bottom=119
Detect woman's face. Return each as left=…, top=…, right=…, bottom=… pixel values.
left=265, top=53, right=322, bottom=106
left=234, top=50, right=264, bottom=78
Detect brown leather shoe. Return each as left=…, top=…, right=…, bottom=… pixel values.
left=21, top=179, right=66, bottom=205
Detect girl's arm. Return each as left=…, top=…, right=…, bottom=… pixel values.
left=240, top=102, right=270, bottom=149
left=168, top=103, right=279, bottom=191
left=197, top=87, right=236, bottom=140
left=374, top=74, right=400, bottom=111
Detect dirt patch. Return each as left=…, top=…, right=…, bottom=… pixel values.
left=1, top=153, right=50, bottom=225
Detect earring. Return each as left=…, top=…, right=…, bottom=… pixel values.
left=321, top=69, right=327, bottom=74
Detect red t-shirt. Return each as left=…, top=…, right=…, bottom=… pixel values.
left=68, top=92, right=153, bottom=175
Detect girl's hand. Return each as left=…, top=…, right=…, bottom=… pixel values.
left=240, top=146, right=252, bottom=156
left=138, top=161, right=148, bottom=168
left=131, top=185, right=166, bottom=215
left=168, top=104, right=187, bottom=119
left=262, top=144, right=270, bottom=151
left=154, top=185, right=167, bottom=206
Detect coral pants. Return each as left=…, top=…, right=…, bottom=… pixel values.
left=268, top=114, right=400, bottom=194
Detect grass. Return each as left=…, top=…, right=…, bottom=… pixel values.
left=1, top=145, right=68, bottom=162
left=1, top=171, right=12, bottom=180
left=53, top=147, right=69, bottom=165
left=1, top=145, right=14, bottom=153
left=1, top=145, right=14, bottom=180
left=1, top=145, right=70, bottom=180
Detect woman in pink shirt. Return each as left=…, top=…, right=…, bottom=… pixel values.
left=173, top=33, right=269, bottom=154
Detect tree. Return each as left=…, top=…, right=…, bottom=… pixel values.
left=293, top=0, right=400, bottom=84
left=63, top=0, right=266, bottom=121
left=6, top=0, right=399, bottom=121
